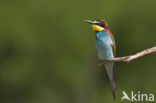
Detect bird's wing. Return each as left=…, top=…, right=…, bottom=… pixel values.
left=106, top=29, right=116, bottom=56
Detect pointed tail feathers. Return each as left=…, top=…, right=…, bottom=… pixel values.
left=110, top=79, right=116, bottom=100
left=103, top=62, right=116, bottom=100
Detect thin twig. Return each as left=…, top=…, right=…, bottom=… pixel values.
left=99, top=46, right=156, bottom=66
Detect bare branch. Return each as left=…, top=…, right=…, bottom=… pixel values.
left=99, top=46, right=156, bottom=66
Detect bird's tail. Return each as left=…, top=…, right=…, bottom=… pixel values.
left=110, top=78, right=116, bottom=100
left=103, top=62, right=116, bottom=100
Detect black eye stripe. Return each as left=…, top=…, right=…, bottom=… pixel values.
left=97, top=24, right=105, bottom=27
left=100, top=24, right=104, bottom=27
left=95, top=23, right=100, bottom=25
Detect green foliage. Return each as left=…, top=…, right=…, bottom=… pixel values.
left=0, top=0, right=156, bottom=102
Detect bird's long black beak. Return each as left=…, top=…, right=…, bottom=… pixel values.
left=84, top=20, right=94, bottom=24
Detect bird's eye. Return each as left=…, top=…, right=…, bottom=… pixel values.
left=95, top=23, right=100, bottom=25
left=97, top=24, right=105, bottom=27
left=94, top=21, right=105, bottom=27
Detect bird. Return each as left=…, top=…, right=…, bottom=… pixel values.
left=85, top=19, right=116, bottom=100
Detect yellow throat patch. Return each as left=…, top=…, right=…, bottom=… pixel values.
left=92, top=25, right=105, bottom=32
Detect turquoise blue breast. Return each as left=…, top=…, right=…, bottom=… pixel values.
left=95, top=30, right=114, bottom=60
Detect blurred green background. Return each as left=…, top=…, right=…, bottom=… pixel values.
left=0, top=0, right=156, bottom=103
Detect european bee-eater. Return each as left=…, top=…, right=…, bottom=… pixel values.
left=85, top=19, right=116, bottom=100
